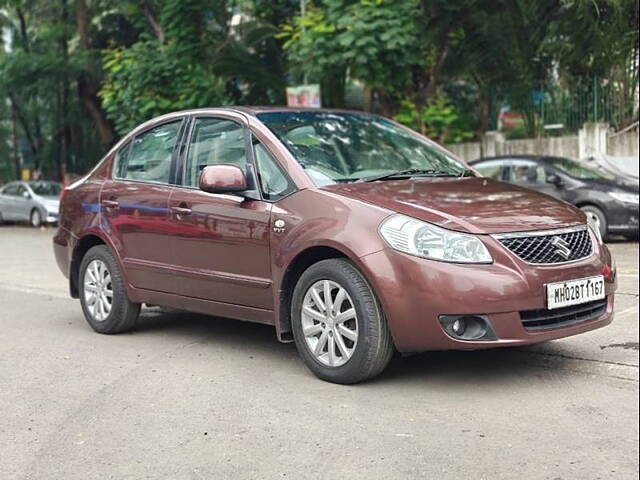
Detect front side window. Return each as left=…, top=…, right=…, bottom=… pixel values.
left=16, top=184, right=29, bottom=198
left=123, top=121, right=181, bottom=183
left=184, top=118, right=248, bottom=187
left=257, top=111, right=466, bottom=186
left=113, top=141, right=131, bottom=179
left=253, top=138, right=295, bottom=201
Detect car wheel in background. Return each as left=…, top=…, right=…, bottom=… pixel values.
left=291, top=258, right=394, bottom=384
left=79, top=245, right=140, bottom=334
left=30, top=209, right=42, bottom=228
left=580, top=205, right=608, bottom=242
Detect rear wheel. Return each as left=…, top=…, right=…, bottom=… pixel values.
left=291, top=259, right=394, bottom=384
left=79, top=245, right=140, bottom=334
left=30, top=209, right=42, bottom=228
left=580, top=205, right=608, bottom=242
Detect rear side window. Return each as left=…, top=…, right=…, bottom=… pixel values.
left=121, top=121, right=181, bottom=183
left=184, top=118, right=248, bottom=187
left=510, top=160, right=546, bottom=184
left=474, top=161, right=506, bottom=180
left=2, top=184, right=19, bottom=196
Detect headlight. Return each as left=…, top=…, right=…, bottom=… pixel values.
left=610, top=192, right=639, bottom=205
left=379, top=214, right=493, bottom=263
left=586, top=216, right=603, bottom=244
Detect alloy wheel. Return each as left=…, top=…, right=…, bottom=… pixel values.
left=31, top=210, right=41, bottom=228
left=585, top=211, right=601, bottom=231
left=83, top=259, right=114, bottom=322
left=301, top=280, right=358, bottom=367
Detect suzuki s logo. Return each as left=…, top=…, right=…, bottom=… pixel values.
left=551, top=236, right=572, bottom=260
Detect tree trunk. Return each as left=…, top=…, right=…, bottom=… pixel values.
left=11, top=101, right=21, bottom=180
left=75, top=0, right=115, bottom=147
left=60, top=0, right=72, bottom=179
left=141, top=1, right=166, bottom=44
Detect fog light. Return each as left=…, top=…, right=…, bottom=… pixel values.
left=438, top=314, right=497, bottom=341
left=452, top=318, right=466, bottom=335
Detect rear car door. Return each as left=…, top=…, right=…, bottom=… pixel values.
left=0, top=183, right=19, bottom=220
left=100, top=118, right=186, bottom=294
left=168, top=114, right=274, bottom=309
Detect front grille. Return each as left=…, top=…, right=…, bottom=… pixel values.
left=497, top=227, right=593, bottom=264
left=520, top=298, right=607, bottom=331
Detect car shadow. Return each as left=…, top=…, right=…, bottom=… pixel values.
left=133, top=306, right=574, bottom=387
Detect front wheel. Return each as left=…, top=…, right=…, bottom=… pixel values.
left=79, top=245, right=140, bottom=334
left=580, top=205, right=608, bottom=242
left=30, top=209, right=42, bottom=228
left=291, top=259, right=394, bottom=384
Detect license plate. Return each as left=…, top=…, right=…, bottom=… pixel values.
left=546, top=276, right=605, bottom=310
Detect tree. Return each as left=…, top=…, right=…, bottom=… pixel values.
left=280, top=0, right=420, bottom=112
left=99, top=0, right=229, bottom=134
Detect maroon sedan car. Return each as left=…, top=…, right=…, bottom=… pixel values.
left=54, top=108, right=616, bottom=383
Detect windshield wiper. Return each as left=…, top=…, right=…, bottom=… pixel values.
left=459, top=168, right=476, bottom=178
left=358, top=168, right=457, bottom=183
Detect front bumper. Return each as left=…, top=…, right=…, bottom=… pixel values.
left=358, top=234, right=616, bottom=353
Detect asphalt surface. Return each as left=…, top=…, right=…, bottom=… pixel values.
left=0, top=225, right=638, bottom=480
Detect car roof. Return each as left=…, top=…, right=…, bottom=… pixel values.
left=470, top=155, right=572, bottom=164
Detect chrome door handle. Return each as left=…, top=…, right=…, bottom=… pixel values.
left=101, top=200, right=119, bottom=209
left=171, top=206, right=192, bottom=216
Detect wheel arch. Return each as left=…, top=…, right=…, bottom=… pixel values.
left=276, top=244, right=379, bottom=342
left=69, top=231, right=123, bottom=298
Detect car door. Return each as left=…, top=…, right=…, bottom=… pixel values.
left=100, top=118, right=186, bottom=294
left=168, top=115, right=274, bottom=310
left=507, top=159, right=562, bottom=198
left=0, top=183, right=19, bottom=220
left=14, top=183, right=33, bottom=221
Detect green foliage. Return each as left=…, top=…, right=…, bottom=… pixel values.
left=280, top=0, right=419, bottom=93
left=394, top=97, right=474, bottom=144
left=100, top=42, right=227, bottom=134
left=1, top=0, right=638, bottom=184
left=98, top=0, right=231, bottom=134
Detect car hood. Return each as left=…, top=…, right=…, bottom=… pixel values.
left=323, top=178, right=585, bottom=234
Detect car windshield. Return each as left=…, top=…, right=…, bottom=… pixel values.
left=548, top=158, right=616, bottom=181
left=29, top=182, right=61, bottom=196
left=257, top=111, right=465, bottom=186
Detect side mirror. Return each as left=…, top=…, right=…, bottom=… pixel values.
left=22, top=191, right=31, bottom=199
left=546, top=174, right=563, bottom=187
left=199, top=164, right=248, bottom=194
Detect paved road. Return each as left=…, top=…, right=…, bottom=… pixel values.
left=0, top=225, right=638, bottom=480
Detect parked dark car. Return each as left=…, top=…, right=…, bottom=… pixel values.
left=54, top=108, right=616, bottom=384
left=470, top=155, right=639, bottom=240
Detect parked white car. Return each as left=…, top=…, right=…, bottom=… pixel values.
left=0, top=181, right=61, bottom=227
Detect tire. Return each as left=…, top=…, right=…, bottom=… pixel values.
left=291, top=258, right=394, bottom=384
left=580, top=205, right=608, bottom=242
left=79, top=245, right=140, bottom=334
left=30, top=209, right=42, bottom=228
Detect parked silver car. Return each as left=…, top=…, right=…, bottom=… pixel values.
left=0, top=181, right=61, bottom=227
